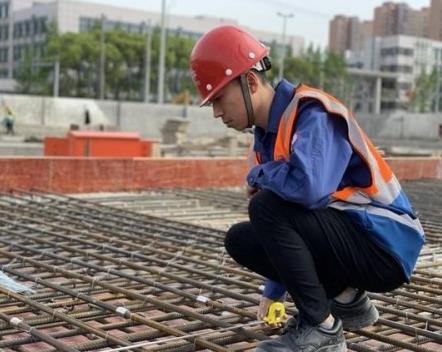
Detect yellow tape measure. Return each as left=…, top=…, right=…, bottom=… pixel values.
left=263, top=302, right=286, bottom=325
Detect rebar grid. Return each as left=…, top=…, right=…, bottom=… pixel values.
left=0, top=180, right=439, bottom=351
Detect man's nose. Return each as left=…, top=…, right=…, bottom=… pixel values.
left=212, top=101, right=223, bottom=119
left=213, top=107, right=222, bottom=119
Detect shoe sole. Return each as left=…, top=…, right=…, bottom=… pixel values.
left=256, top=342, right=347, bottom=352
left=316, top=342, right=348, bottom=352
left=342, top=304, right=379, bottom=331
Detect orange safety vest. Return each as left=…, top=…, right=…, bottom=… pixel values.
left=268, top=84, right=399, bottom=205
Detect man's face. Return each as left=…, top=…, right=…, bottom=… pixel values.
left=210, top=79, right=249, bottom=131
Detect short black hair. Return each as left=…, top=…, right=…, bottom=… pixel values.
left=251, top=69, right=269, bottom=84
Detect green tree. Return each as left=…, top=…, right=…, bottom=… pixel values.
left=410, top=67, right=437, bottom=112
left=283, top=56, right=315, bottom=84
left=15, top=55, right=53, bottom=95
left=15, top=24, right=198, bottom=102
left=281, top=45, right=350, bottom=103
left=15, top=22, right=58, bottom=95
left=322, top=50, right=350, bottom=101
left=166, top=33, right=197, bottom=100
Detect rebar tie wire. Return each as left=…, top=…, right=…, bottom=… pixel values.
left=101, top=319, right=265, bottom=351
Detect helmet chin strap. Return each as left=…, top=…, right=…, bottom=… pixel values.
left=239, top=74, right=254, bottom=128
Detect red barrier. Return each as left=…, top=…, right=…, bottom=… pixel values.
left=44, top=131, right=159, bottom=157
left=0, top=157, right=440, bottom=193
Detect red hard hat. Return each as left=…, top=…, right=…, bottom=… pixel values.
left=190, top=25, right=269, bottom=106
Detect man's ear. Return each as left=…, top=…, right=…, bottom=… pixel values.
left=246, top=71, right=260, bottom=94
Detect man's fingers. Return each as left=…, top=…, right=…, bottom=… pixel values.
left=257, top=309, right=267, bottom=320
left=266, top=322, right=283, bottom=329
left=246, top=185, right=259, bottom=197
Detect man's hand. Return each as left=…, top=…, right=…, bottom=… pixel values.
left=257, top=296, right=274, bottom=320
left=257, top=296, right=285, bottom=329
left=246, top=185, right=259, bottom=198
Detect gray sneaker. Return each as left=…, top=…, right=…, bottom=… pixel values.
left=331, top=291, right=379, bottom=331
left=256, top=318, right=347, bottom=352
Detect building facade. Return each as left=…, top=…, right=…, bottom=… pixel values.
left=373, top=2, right=429, bottom=38
left=329, top=15, right=349, bottom=55
left=329, top=14, right=373, bottom=57
left=362, top=35, right=442, bottom=111
left=329, top=1, right=441, bottom=112
left=429, top=0, right=442, bottom=41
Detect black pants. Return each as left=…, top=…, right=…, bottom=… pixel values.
left=225, top=190, right=406, bottom=325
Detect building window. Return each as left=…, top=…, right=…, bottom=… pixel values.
left=13, top=45, right=30, bottom=61
left=381, top=65, right=413, bottom=73
left=80, top=17, right=100, bottom=32
left=79, top=16, right=143, bottom=34
left=0, top=47, right=7, bottom=63
left=13, top=46, right=20, bottom=60
left=381, top=47, right=414, bottom=57
left=382, top=80, right=412, bottom=91
left=29, top=17, right=48, bottom=35
left=0, top=24, right=8, bottom=42
left=0, top=2, right=9, bottom=19
left=434, top=48, right=442, bottom=62
left=41, top=18, right=47, bottom=33
left=14, top=22, right=25, bottom=39
left=25, top=21, right=31, bottom=37
left=33, top=18, right=39, bottom=34
left=397, top=82, right=412, bottom=90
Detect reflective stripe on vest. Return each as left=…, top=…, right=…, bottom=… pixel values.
left=328, top=201, right=425, bottom=235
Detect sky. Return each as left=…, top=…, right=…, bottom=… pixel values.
left=78, top=0, right=431, bottom=47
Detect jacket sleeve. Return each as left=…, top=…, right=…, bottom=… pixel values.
left=263, top=279, right=287, bottom=300
left=247, top=103, right=353, bottom=209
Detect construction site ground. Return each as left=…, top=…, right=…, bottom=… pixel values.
left=0, top=179, right=440, bottom=351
